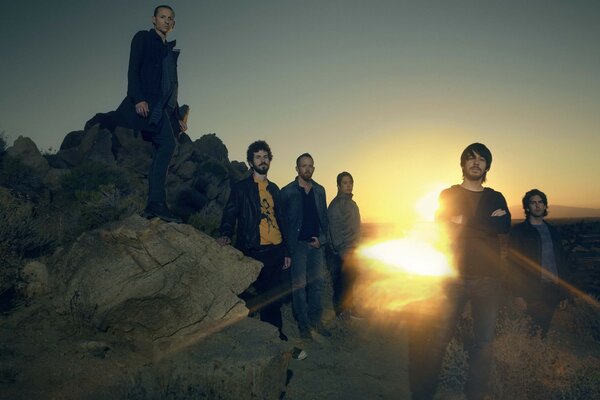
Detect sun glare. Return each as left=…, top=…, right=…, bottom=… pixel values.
left=359, top=238, right=452, bottom=277
left=415, top=184, right=447, bottom=221
left=354, top=223, right=456, bottom=314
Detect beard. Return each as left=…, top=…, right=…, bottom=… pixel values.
left=463, top=167, right=485, bottom=181
left=251, top=162, right=269, bottom=175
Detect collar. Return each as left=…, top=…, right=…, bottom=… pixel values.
left=149, top=28, right=177, bottom=49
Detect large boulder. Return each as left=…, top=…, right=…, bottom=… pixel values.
left=50, top=215, right=262, bottom=341
left=6, top=136, right=49, bottom=173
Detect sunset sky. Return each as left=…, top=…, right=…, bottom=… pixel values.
left=2, top=1, right=599, bottom=225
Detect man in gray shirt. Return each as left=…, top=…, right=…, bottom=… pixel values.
left=508, top=189, right=571, bottom=337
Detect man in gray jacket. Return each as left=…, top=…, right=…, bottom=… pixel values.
left=327, top=171, right=361, bottom=320
left=280, top=153, right=330, bottom=341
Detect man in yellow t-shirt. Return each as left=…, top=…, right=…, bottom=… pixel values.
left=218, top=141, right=292, bottom=341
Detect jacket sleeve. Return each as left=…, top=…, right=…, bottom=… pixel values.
left=506, top=228, right=529, bottom=297
left=327, top=200, right=342, bottom=252
left=466, top=192, right=511, bottom=234
left=318, top=188, right=329, bottom=246
left=220, top=185, right=240, bottom=239
left=127, top=31, right=146, bottom=104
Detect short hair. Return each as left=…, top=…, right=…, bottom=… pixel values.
left=246, top=140, right=273, bottom=164
left=336, top=171, right=354, bottom=186
left=296, top=153, right=313, bottom=167
left=522, top=189, right=548, bottom=218
left=154, top=5, right=175, bottom=17
left=460, top=142, right=492, bottom=182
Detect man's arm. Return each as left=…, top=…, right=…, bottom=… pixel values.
left=466, top=192, right=511, bottom=234
left=127, top=31, right=146, bottom=105
left=217, top=186, right=240, bottom=246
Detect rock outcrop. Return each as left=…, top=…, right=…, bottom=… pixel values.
left=51, top=215, right=261, bottom=342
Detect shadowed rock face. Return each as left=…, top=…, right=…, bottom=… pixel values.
left=50, top=215, right=261, bottom=342
left=51, top=122, right=248, bottom=226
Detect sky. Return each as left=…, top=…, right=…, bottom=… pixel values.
left=2, top=0, right=599, bottom=225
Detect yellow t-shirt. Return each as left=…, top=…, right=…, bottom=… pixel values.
left=255, top=177, right=283, bottom=245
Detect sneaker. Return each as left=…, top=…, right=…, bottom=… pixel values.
left=143, top=202, right=182, bottom=223
left=311, top=322, right=332, bottom=337
left=292, top=347, right=307, bottom=360
left=299, top=327, right=313, bottom=341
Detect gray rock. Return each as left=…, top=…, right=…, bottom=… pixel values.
left=20, top=261, right=49, bottom=298
left=51, top=215, right=262, bottom=341
left=6, top=136, right=49, bottom=173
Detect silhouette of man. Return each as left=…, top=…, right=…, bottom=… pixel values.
left=114, top=5, right=187, bottom=222
left=218, top=141, right=291, bottom=341
left=508, top=189, right=571, bottom=337
left=409, top=143, right=511, bottom=400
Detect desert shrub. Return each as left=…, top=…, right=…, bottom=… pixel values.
left=569, top=295, right=600, bottom=341
left=491, top=311, right=600, bottom=399
left=60, top=161, right=131, bottom=200
left=439, top=338, right=468, bottom=392
left=0, top=155, right=44, bottom=195
left=76, top=184, right=144, bottom=231
left=188, top=211, right=221, bottom=237
left=0, top=191, right=56, bottom=301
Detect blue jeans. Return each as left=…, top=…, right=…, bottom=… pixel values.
left=409, top=276, right=500, bottom=400
left=291, top=241, right=325, bottom=331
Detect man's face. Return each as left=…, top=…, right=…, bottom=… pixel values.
left=296, top=156, right=314, bottom=181
left=527, top=195, right=547, bottom=218
left=153, top=7, right=175, bottom=35
left=338, top=176, right=353, bottom=195
left=462, top=151, right=488, bottom=181
left=250, top=150, right=270, bottom=175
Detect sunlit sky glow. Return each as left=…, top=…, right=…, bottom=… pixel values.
left=2, top=1, right=599, bottom=224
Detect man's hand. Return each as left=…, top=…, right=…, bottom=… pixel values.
left=216, top=236, right=231, bottom=246
left=450, top=215, right=464, bottom=225
left=135, top=101, right=149, bottom=118
left=491, top=209, right=507, bottom=217
left=283, top=257, right=291, bottom=270
left=309, top=237, right=321, bottom=249
left=179, top=119, right=188, bottom=132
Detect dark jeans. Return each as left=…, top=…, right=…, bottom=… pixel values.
left=525, top=281, right=560, bottom=337
left=291, top=241, right=325, bottom=331
left=408, top=276, right=500, bottom=400
left=326, top=248, right=357, bottom=315
left=145, top=110, right=176, bottom=204
left=246, top=244, right=288, bottom=335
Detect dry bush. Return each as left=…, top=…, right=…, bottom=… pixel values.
left=76, top=184, right=144, bottom=231
left=569, top=295, right=600, bottom=341
left=491, top=312, right=600, bottom=400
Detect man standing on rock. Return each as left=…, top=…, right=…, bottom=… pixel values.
left=218, top=141, right=292, bottom=343
left=409, top=143, right=511, bottom=400
left=508, top=189, right=571, bottom=337
left=114, top=5, right=187, bottom=223
left=280, top=153, right=331, bottom=341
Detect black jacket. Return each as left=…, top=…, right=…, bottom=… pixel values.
left=508, top=220, right=571, bottom=300
left=114, top=29, right=181, bottom=133
left=436, top=185, right=511, bottom=277
left=220, top=175, right=288, bottom=255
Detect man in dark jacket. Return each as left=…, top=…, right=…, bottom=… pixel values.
left=409, top=143, right=511, bottom=400
left=508, top=189, right=571, bottom=337
left=218, top=141, right=291, bottom=341
left=114, top=5, right=187, bottom=222
left=327, top=171, right=361, bottom=320
left=280, top=153, right=331, bottom=341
